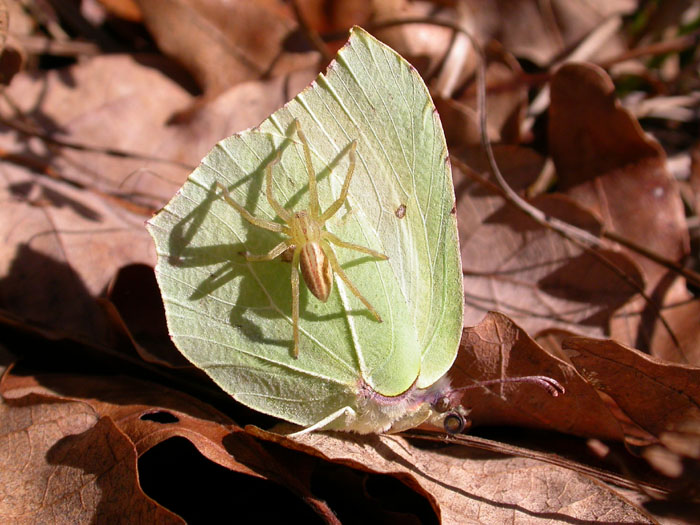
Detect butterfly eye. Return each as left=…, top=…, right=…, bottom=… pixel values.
left=434, top=395, right=452, bottom=413
left=443, top=411, right=468, bottom=434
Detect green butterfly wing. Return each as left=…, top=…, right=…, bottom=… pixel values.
left=147, top=27, right=462, bottom=430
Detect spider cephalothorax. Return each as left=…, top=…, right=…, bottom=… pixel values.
left=216, top=119, right=388, bottom=357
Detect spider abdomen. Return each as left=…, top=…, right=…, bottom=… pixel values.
left=300, top=242, right=333, bottom=302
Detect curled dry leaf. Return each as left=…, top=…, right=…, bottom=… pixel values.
left=0, top=393, right=183, bottom=524
left=3, top=371, right=280, bottom=481
left=565, top=337, right=700, bottom=439
left=454, top=312, right=625, bottom=440
left=249, top=427, right=657, bottom=524
left=0, top=367, right=337, bottom=519
left=566, top=337, right=700, bottom=493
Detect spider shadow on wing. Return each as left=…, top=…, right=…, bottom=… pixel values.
left=211, top=120, right=388, bottom=357
left=167, top=122, right=387, bottom=357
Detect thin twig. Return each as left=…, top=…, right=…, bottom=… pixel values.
left=0, top=114, right=195, bottom=170
left=402, top=430, right=671, bottom=499
left=10, top=33, right=101, bottom=57
left=604, top=230, right=700, bottom=289
left=599, top=29, right=700, bottom=69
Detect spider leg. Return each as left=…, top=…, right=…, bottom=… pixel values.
left=320, top=140, right=357, bottom=223
left=321, top=240, right=382, bottom=322
left=244, top=240, right=290, bottom=262
left=215, top=182, right=288, bottom=234
left=291, top=246, right=302, bottom=358
left=322, top=231, right=388, bottom=260
left=265, top=152, right=292, bottom=223
left=294, top=120, right=321, bottom=219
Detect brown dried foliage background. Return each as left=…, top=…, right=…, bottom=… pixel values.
left=1, top=0, right=699, bottom=523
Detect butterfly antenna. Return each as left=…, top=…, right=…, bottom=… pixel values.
left=454, top=376, right=565, bottom=397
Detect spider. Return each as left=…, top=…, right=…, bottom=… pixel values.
left=216, top=120, right=388, bottom=358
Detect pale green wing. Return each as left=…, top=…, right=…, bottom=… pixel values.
left=147, top=27, right=462, bottom=428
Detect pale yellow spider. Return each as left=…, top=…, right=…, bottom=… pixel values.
left=216, top=120, right=388, bottom=358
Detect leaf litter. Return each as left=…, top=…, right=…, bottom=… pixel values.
left=1, top=0, right=700, bottom=522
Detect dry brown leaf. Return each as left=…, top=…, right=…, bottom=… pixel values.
left=371, top=0, right=455, bottom=79
left=2, top=371, right=274, bottom=478
left=0, top=0, right=23, bottom=87
left=0, top=188, right=138, bottom=346
left=134, top=0, right=310, bottom=96
left=250, top=427, right=657, bottom=524
left=689, top=141, right=700, bottom=216
left=0, top=368, right=340, bottom=517
left=0, top=54, right=193, bottom=196
left=1, top=51, right=317, bottom=199
left=435, top=97, right=481, bottom=150
left=165, top=66, right=318, bottom=164
left=296, top=0, right=371, bottom=36
left=0, top=393, right=183, bottom=524
left=565, top=337, right=700, bottom=439
left=0, top=0, right=7, bottom=54
left=549, top=62, right=689, bottom=295
left=612, top=296, right=700, bottom=365
left=635, top=0, right=699, bottom=39
left=455, top=313, right=625, bottom=440
left=0, top=363, right=342, bottom=520
left=96, top=0, right=142, bottom=21
left=0, top=53, right=315, bottom=347
left=549, top=62, right=695, bottom=361
left=4, top=0, right=34, bottom=39
left=566, top=337, right=700, bottom=494
left=456, top=146, right=643, bottom=337
left=0, top=171, right=152, bottom=346
left=462, top=0, right=637, bottom=65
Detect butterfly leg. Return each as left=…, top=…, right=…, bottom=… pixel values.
left=287, top=406, right=359, bottom=436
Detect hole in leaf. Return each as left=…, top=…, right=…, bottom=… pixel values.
left=139, top=438, right=321, bottom=523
